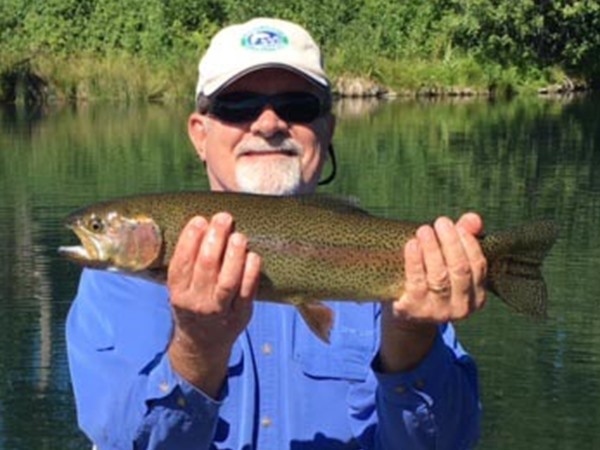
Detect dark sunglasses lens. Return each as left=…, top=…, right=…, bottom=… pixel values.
left=273, top=93, right=322, bottom=123
left=209, top=94, right=263, bottom=123
left=209, top=92, right=325, bottom=124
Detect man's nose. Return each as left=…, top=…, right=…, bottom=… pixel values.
left=250, top=106, right=289, bottom=137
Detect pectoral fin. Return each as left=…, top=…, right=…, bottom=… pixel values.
left=296, top=302, right=334, bottom=344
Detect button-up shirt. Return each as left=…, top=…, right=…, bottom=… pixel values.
left=67, top=269, right=480, bottom=449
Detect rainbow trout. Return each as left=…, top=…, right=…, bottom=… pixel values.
left=59, top=191, right=559, bottom=342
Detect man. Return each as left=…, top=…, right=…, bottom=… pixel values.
left=67, top=18, right=486, bottom=449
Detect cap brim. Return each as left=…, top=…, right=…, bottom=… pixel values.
left=202, top=63, right=329, bottom=98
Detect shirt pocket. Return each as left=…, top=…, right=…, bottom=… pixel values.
left=292, top=302, right=378, bottom=382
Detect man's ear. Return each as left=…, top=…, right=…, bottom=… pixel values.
left=188, top=112, right=209, bottom=161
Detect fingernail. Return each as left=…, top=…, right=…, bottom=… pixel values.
left=214, top=212, right=232, bottom=226
left=248, top=251, right=261, bottom=267
left=416, top=225, right=434, bottom=241
left=406, top=239, right=419, bottom=253
left=191, top=216, right=207, bottom=228
left=435, top=217, right=453, bottom=233
left=231, top=232, right=246, bottom=247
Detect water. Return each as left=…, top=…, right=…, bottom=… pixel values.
left=1, top=95, right=599, bottom=449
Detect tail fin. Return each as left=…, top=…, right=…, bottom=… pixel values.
left=482, top=221, right=559, bottom=318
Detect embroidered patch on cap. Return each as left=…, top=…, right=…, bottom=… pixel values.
left=241, top=26, right=289, bottom=51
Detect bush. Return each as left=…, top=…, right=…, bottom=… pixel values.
left=1, top=0, right=598, bottom=102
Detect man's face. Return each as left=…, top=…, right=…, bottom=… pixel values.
left=188, top=68, right=335, bottom=195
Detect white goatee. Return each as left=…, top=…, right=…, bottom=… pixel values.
left=235, top=138, right=304, bottom=195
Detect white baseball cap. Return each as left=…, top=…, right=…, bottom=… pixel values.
left=195, top=18, right=330, bottom=98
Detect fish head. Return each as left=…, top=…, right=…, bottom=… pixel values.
left=58, top=207, right=162, bottom=273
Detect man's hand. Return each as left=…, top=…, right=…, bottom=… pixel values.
left=379, top=213, right=487, bottom=373
left=167, top=212, right=261, bottom=397
left=394, top=212, right=487, bottom=322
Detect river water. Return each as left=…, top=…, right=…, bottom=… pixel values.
left=1, top=95, right=599, bottom=449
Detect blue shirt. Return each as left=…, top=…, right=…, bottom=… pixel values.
left=66, top=269, right=480, bottom=449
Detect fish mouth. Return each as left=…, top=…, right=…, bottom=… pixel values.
left=58, top=224, right=110, bottom=268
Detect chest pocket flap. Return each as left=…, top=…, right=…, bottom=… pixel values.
left=292, top=302, right=378, bottom=381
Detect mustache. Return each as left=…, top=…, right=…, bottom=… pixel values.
left=235, top=138, right=304, bottom=157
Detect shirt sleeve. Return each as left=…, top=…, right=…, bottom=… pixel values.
left=348, top=323, right=481, bottom=450
left=66, top=269, right=224, bottom=450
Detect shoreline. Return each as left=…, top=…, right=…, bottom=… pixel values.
left=0, top=62, right=594, bottom=105
left=333, top=76, right=592, bottom=100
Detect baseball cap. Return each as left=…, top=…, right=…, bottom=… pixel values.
left=196, top=18, right=330, bottom=99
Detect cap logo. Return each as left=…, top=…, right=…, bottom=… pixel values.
left=241, top=26, right=289, bottom=51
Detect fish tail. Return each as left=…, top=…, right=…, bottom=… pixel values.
left=483, top=221, right=559, bottom=318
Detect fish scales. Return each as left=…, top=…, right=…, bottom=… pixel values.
left=102, top=192, right=413, bottom=301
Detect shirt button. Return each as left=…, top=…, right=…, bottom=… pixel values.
left=394, top=385, right=406, bottom=394
left=261, top=416, right=273, bottom=427
left=261, top=343, right=273, bottom=355
left=177, top=397, right=187, bottom=408
left=414, top=379, right=425, bottom=389
left=159, top=382, right=170, bottom=393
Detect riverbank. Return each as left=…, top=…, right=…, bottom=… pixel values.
left=2, top=1, right=598, bottom=104
left=333, top=75, right=591, bottom=99
left=0, top=54, right=592, bottom=105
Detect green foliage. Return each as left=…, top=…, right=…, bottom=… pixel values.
left=82, top=0, right=163, bottom=56
left=1, top=0, right=599, bottom=102
left=450, top=0, right=600, bottom=79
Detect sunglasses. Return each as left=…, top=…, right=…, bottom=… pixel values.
left=206, top=92, right=330, bottom=124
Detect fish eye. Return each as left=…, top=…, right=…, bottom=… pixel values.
left=88, top=216, right=105, bottom=233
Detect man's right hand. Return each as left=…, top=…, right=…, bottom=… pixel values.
left=167, top=212, right=261, bottom=397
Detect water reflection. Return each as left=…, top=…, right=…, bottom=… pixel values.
left=1, top=95, right=599, bottom=449
left=12, top=193, right=53, bottom=393
left=333, top=97, right=382, bottom=118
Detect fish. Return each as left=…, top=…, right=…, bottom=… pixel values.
left=59, top=191, right=559, bottom=343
